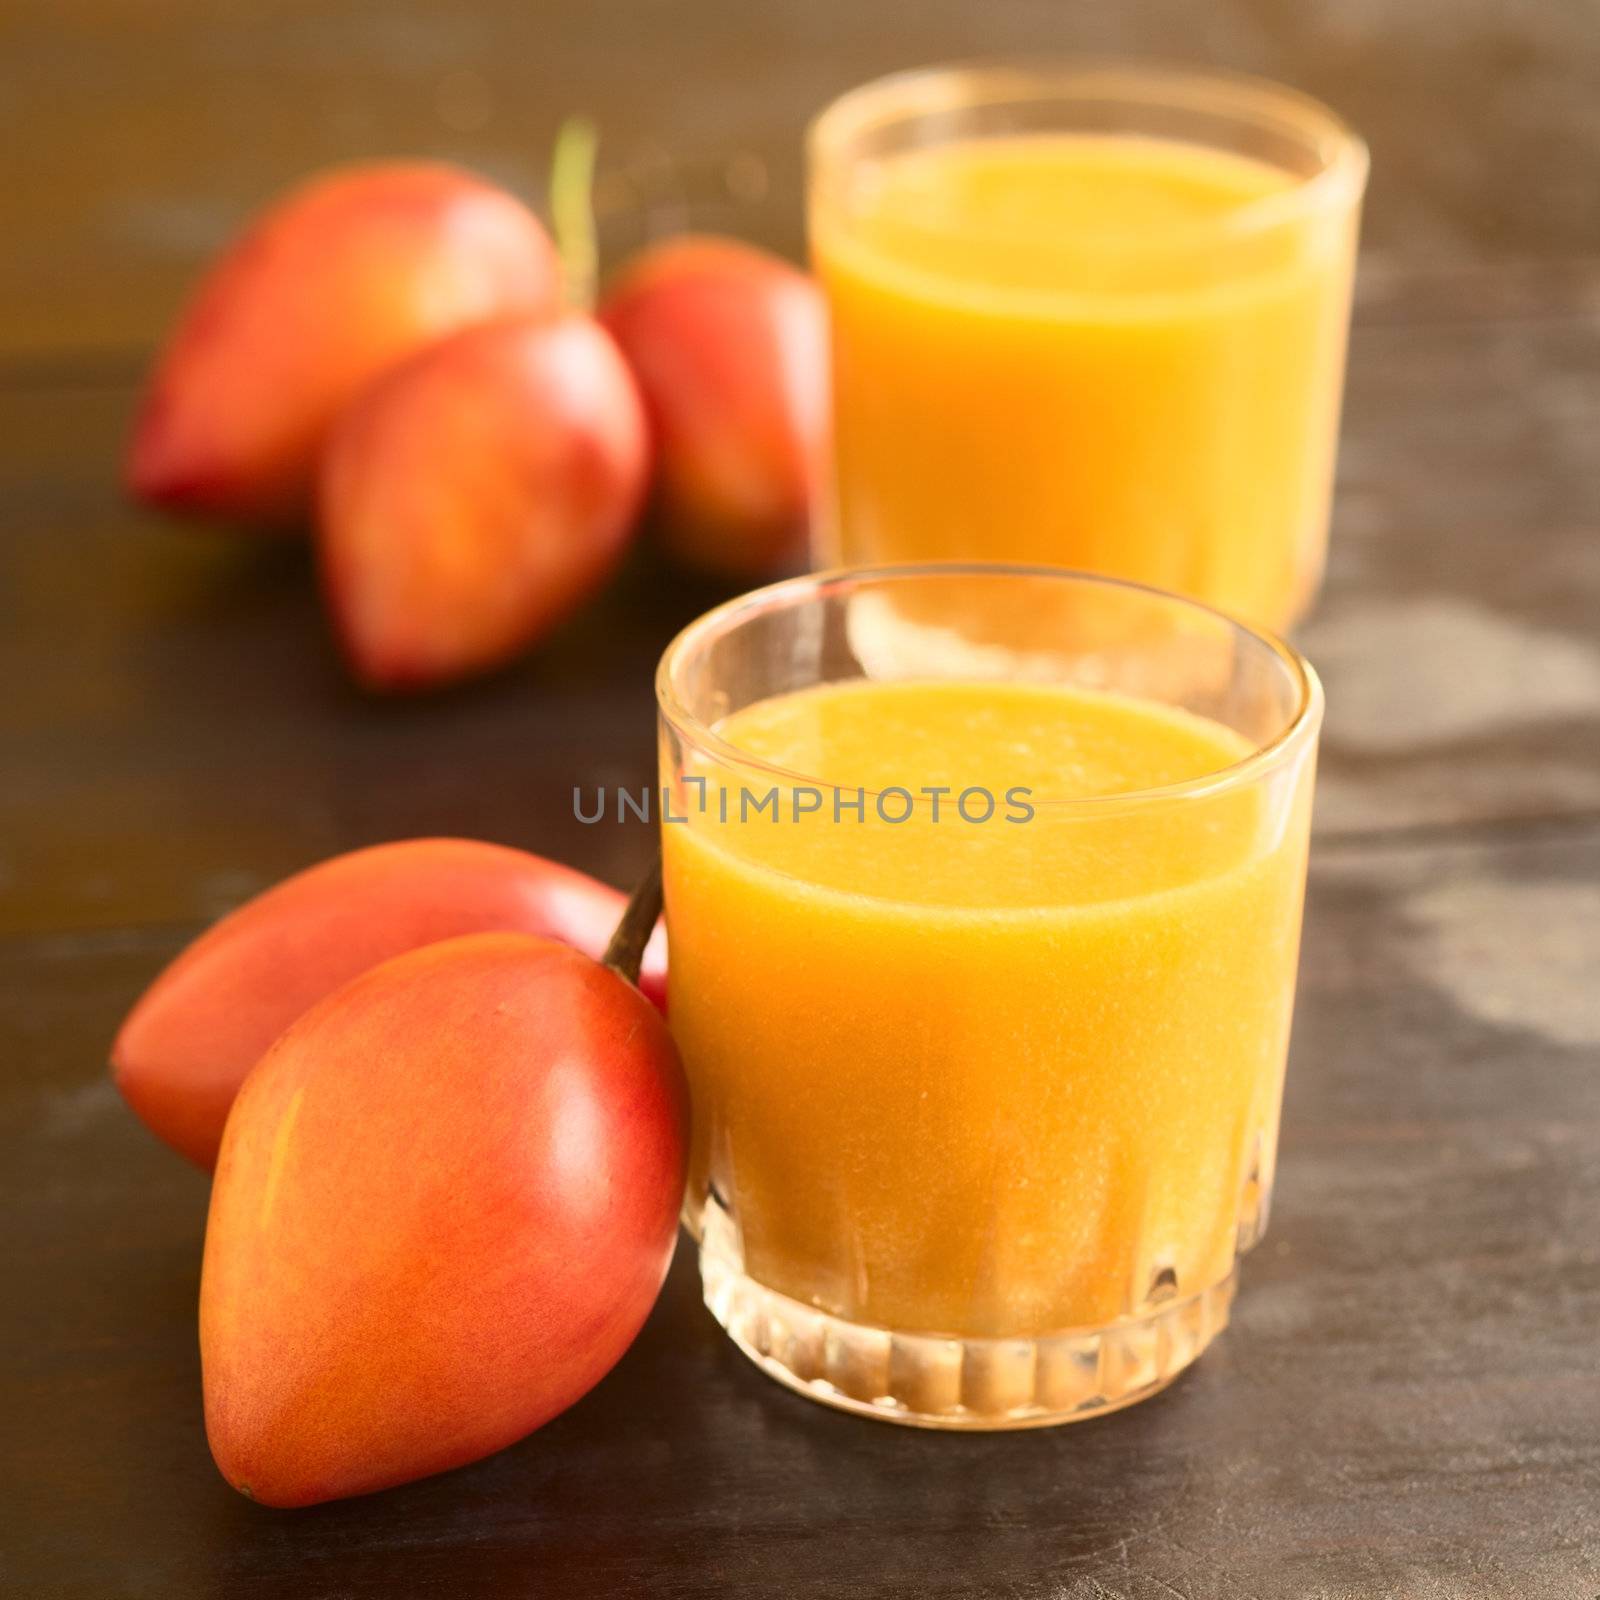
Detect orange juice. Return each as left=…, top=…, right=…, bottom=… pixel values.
left=813, top=131, right=1361, bottom=630
left=662, top=677, right=1315, bottom=1340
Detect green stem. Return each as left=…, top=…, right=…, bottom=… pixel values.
left=550, top=116, right=599, bottom=312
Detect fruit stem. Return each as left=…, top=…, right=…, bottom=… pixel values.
left=604, top=851, right=662, bottom=987
left=550, top=115, right=600, bottom=313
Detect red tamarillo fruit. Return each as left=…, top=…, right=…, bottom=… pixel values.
left=111, top=839, right=667, bottom=1169
left=201, top=929, right=686, bottom=1506
left=126, top=162, right=561, bottom=523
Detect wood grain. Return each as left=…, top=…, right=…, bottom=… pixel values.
left=5, top=0, right=1600, bottom=360
left=4, top=304, right=1595, bottom=938
left=4, top=831, right=1596, bottom=1597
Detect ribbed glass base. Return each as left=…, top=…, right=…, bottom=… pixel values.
left=699, top=1201, right=1234, bottom=1429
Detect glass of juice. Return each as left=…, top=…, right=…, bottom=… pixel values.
left=809, top=64, right=1367, bottom=633
left=658, top=565, right=1321, bottom=1426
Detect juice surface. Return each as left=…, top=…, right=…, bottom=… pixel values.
left=663, top=678, right=1314, bottom=1336
left=814, top=133, right=1359, bottom=631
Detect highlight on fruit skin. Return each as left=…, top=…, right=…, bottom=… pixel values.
left=126, top=161, right=562, bottom=524
left=317, top=312, right=649, bottom=691
left=200, top=932, right=688, bottom=1508
left=110, top=838, right=667, bottom=1170
left=599, top=234, right=829, bottom=580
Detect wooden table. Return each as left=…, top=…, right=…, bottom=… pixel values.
left=4, top=3, right=1597, bottom=1595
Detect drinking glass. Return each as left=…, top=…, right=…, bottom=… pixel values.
left=657, top=564, right=1322, bottom=1426
left=809, top=64, right=1367, bottom=632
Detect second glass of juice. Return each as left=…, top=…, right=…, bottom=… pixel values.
left=659, top=565, right=1321, bottom=1426
left=809, top=64, right=1367, bottom=633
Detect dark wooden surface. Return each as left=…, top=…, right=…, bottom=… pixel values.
left=4, top=2, right=1598, bottom=1596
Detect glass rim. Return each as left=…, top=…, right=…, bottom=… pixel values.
left=656, top=562, right=1324, bottom=813
left=807, top=58, right=1369, bottom=248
